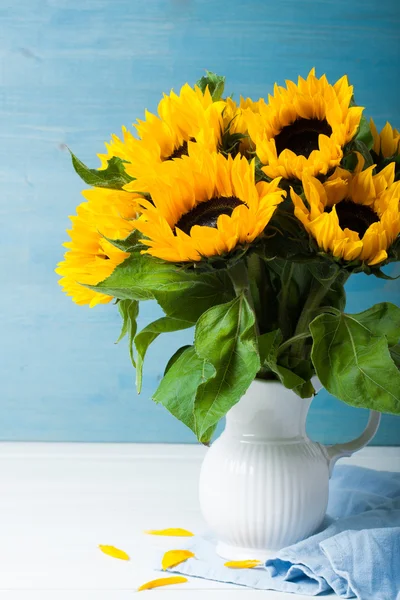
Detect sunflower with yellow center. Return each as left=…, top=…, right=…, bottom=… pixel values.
left=245, top=69, right=364, bottom=181
left=56, top=188, right=138, bottom=307
left=98, top=83, right=225, bottom=185
left=132, top=146, right=286, bottom=262
left=291, top=156, right=400, bottom=266
left=370, top=118, right=400, bottom=158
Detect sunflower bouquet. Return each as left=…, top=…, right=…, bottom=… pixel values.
left=57, top=69, right=400, bottom=443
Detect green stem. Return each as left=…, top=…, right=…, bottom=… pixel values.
left=227, top=260, right=249, bottom=296
left=292, top=269, right=349, bottom=359
left=277, top=332, right=311, bottom=357
left=228, top=259, right=260, bottom=336
left=313, top=305, right=342, bottom=317
left=278, top=261, right=294, bottom=338
left=247, top=253, right=264, bottom=331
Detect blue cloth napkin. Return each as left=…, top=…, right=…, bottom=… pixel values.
left=155, top=466, right=400, bottom=599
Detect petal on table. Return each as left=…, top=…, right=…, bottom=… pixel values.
left=98, top=545, right=130, bottom=561
left=137, top=576, right=188, bottom=591
left=144, top=528, right=194, bottom=537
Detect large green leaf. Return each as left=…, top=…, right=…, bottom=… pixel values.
left=193, top=295, right=260, bottom=443
left=195, top=71, right=225, bottom=101
left=310, top=303, right=400, bottom=414
left=154, top=270, right=234, bottom=322
left=164, top=345, right=192, bottom=375
left=93, top=253, right=235, bottom=322
left=116, top=300, right=139, bottom=367
left=91, top=253, right=155, bottom=301
left=153, top=346, right=216, bottom=436
left=135, top=317, right=193, bottom=393
left=70, top=151, right=134, bottom=189
left=350, top=302, right=400, bottom=346
left=390, top=344, right=400, bottom=368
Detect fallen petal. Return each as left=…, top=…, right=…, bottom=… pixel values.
left=162, top=549, right=195, bottom=570
left=137, top=576, right=188, bottom=591
left=224, top=559, right=261, bottom=569
left=144, top=528, right=194, bottom=537
left=98, top=545, right=130, bottom=561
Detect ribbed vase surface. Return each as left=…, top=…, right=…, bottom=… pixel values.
left=199, top=379, right=330, bottom=560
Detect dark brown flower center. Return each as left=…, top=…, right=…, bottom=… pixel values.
left=326, top=200, right=380, bottom=238
left=167, top=137, right=197, bottom=161
left=167, top=141, right=189, bottom=160
left=175, top=196, right=244, bottom=234
left=274, top=118, right=332, bottom=158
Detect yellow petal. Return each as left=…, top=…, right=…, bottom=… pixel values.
left=368, top=249, right=388, bottom=266
left=98, top=545, right=130, bottom=561
left=138, top=576, right=188, bottom=591
left=162, top=549, right=195, bottom=570
left=380, top=122, right=396, bottom=158
left=224, top=560, right=262, bottom=569
left=144, top=528, right=194, bottom=537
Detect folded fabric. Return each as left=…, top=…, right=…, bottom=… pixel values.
left=153, top=466, right=400, bottom=599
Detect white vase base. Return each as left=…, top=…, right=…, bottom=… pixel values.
left=216, top=541, right=278, bottom=562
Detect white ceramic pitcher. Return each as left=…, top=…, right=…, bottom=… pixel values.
left=199, top=379, right=381, bottom=560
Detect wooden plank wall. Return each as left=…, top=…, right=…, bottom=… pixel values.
left=1, top=0, right=399, bottom=443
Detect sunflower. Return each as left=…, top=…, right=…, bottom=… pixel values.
left=223, top=96, right=261, bottom=154
left=370, top=119, right=400, bottom=158
left=291, top=156, right=400, bottom=266
left=246, top=69, right=363, bottom=181
left=132, top=146, right=286, bottom=262
left=98, top=83, right=225, bottom=185
left=56, top=188, right=138, bottom=307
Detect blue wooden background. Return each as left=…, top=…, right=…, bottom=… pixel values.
left=1, top=0, right=399, bottom=444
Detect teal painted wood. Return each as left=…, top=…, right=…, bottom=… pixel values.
left=0, top=0, right=399, bottom=444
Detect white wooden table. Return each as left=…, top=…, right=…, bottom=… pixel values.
left=0, top=443, right=398, bottom=599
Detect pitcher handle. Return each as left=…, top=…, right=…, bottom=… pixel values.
left=324, top=410, right=381, bottom=476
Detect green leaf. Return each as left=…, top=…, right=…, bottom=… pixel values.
left=70, top=151, right=134, bottom=189
left=153, top=346, right=216, bottom=437
left=307, top=260, right=342, bottom=286
left=258, top=329, right=282, bottom=365
left=322, top=278, right=347, bottom=313
left=195, top=71, right=225, bottom=101
left=355, top=114, right=374, bottom=150
left=341, top=152, right=358, bottom=172
left=135, top=317, right=193, bottom=393
left=104, top=230, right=141, bottom=253
left=274, top=364, right=311, bottom=395
left=371, top=268, right=400, bottom=281
left=93, top=253, right=235, bottom=322
left=164, top=345, right=192, bottom=375
left=310, top=304, right=400, bottom=414
left=343, top=139, right=374, bottom=171
left=258, top=329, right=314, bottom=398
left=193, top=295, right=260, bottom=443
left=351, top=302, right=400, bottom=346
left=116, top=300, right=139, bottom=367
left=153, top=270, right=234, bottom=323
left=390, top=344, right=400, bottom=368
left=91, top=253, right=154, bottom=301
